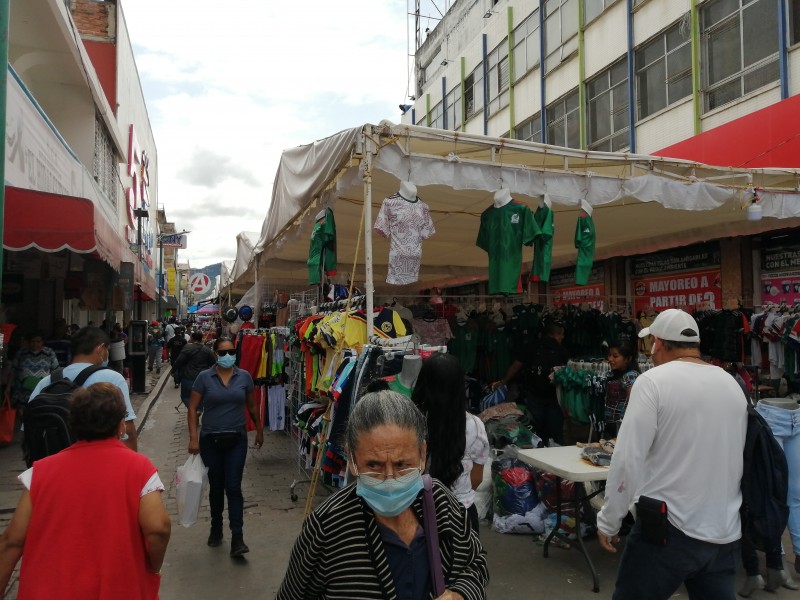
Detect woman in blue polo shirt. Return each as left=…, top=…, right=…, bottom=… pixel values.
left=187, top=337, right=264, bottom=558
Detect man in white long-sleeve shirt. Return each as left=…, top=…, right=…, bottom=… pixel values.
left=596, top=309, right=747, bottom=599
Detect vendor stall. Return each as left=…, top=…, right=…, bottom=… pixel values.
left=234, top=122, right=800, bottom=334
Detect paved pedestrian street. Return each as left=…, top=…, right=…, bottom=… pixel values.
left=0, top=369, right=628, bottom=599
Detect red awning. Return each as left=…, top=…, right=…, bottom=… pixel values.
left=4, top=186, right=123, bottom=267
left=654, top=95, right=800, bottom=169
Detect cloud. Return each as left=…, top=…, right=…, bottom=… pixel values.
left=122, top=0, right=417, bottom=267
left=177, top=149, right=260, bottom=188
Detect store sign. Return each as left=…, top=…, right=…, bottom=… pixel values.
left=632, top=269, right=721, bottom=313
left=760, top=274, right=800, bottom=305
left=160, top=234, right=188, bottom=249
left=762, top=244, right=800, bottom=273
left=631, top=243, right=720, bottom=277
left=552, top=283, right=606, bottom=309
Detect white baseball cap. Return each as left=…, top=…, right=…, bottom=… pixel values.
left=638, top=309, right=700, bottom=343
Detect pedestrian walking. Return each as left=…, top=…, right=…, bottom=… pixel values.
left=596, top=309, right=748, bottom=599
left=147, top=321, right=164, bottom=373
left=173, top=331, right=215, bottom=402
left=28, top=326, right=138, bottom=451
left=5, top=330, right=59, bottom=415
left=187, top=337, right=263, bottom=556
left=0, top=382, right=171, bottom=599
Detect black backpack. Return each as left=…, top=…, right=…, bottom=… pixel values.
left=740, top=402, right=790, bottom=552
left=22, top=365, right=108, bottom=467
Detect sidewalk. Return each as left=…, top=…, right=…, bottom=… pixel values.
left=0, top=372, right=626, bottom=599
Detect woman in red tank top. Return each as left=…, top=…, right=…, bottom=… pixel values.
left=0, top=382, right=171, bottom=599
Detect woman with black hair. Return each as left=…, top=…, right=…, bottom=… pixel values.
left=411, top=352, right=489, bottom=534
left=187, top=337, right=263, bottom=557
left=600, top=341, right=640, bottom=436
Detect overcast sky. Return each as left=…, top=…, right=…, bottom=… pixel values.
left=122, top=1, right=444, bottom=269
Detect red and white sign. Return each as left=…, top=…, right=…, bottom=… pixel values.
left=760, top=273, right=800, bottom=305
left=552, top=283, right=606, bottom=309
left=188, top=273, right=211, bottom=295
left=632, top=269, right=721, bottom=314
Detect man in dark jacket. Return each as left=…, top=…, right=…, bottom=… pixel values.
left=173, top=331, right=216, bottom=406
left=493, top=321, right=568, bottom=445
left=167, top=326, right=188, bottom=387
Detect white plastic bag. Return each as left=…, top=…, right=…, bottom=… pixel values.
left=175, top=454, right=208, bottom=528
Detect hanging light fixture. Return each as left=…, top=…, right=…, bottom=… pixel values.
left=746, top=185, right=762, bottom=221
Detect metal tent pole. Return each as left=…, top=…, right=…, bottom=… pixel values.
left=0, top=1, right=8, bottom=297
left=363, top=140, right=374, bottom=334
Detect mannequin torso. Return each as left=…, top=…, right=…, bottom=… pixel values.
left=493, top=188, right=512, bottom=208
left=398, top=355, right=423, bottom=389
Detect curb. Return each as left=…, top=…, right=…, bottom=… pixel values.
left=136, top=367, right=173, bottom=435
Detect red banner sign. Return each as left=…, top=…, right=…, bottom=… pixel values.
left=552, top=283, right=606, bottom=309
left=632, top=269, right=721, bottom=313
left=761, top=273, right=800, bottom=305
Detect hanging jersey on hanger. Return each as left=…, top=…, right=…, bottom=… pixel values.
left=575, top=205, right=595, bottom=286
left=307, top=208, right=337, bottom=285
left=476, top=200, right=539, bottom=294
left=374, top=194, right=436, bottom=285
left=530, top=203, right=554, bottom=283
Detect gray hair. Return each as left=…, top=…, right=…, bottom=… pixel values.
left=345, top=390, right=427, bottom=453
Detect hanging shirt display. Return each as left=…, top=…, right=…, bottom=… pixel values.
left=476, top=200, right=539, bottom=295
left=530, top=202, right=554, bottom=283
left=374, top=194, right=436, bottom=285
left=574, top=202, right=596, bottom=286
left=307, top=208, right=337, bottom=285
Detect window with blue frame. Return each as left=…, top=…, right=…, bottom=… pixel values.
left=544, top=0, right=579, bottom=73
left=512, top=9, right=540, bottom=82
left=635, top=18, right=692, bottom=120
left=587, top=59, right=630, bottom=151
left=701, top=0, right=779, bottom=112
left=487, top=41, right=510, bottom=116
left=546, top=89, right=580, bottom=148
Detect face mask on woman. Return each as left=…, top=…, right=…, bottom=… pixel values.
left=217, top=353, right=236, bottom=368
left=355, top=468, right=424, bottom=517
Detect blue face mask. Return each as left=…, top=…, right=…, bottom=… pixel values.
left=355, top=468, right=423, bottom=517
left=217, top=354, right=236, bottom=368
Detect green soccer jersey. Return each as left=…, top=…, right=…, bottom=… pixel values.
left=307, top=208, right=337, bottom=285
left=574, top=210, right=595, bottom=286
left=448, top=323, right=479, bottom=374
left=486, top=327, right=514, bottom=381
left=476, top=201, right=539, bottom=295
left=530, top=203, right=554, bottom=283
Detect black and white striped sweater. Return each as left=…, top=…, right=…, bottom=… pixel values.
left=276, top=479, right=489, bottom=599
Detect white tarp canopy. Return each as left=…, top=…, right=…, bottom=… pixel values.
left=219, top=260, right=235, bottom=289
left=241, top=122, right=800, bottom=301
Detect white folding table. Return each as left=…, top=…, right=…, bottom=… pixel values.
left=517, top=446, right=610, bottom=593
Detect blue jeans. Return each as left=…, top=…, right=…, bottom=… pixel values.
left=613, top=522, right=740, bottom=599
left=180, top=378, right=195, bottom=407
left=756, top=402, right=800, bottom=554
left=199, top=432, right=248, bottom=534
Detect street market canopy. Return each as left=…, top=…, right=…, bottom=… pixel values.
left=241, top=122, right=800, bottom=293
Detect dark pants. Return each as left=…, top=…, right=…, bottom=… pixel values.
left=180, top=378, right=196, bottom=408
left=199, top=432, right=248, bottom=534
left=467, top=503, right=480, bottom=536
left=613, top=522, right=740, bottom=600
left=741, top=537, right=782, bottom=575
left=527, top=397, right=564, bottom=445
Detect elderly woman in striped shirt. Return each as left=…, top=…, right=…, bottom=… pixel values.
left=277, top=389, right=489, bottom=600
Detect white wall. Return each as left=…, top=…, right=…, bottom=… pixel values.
left=635, top=99, right=694, bottom=154
left=545, top=58, right=580, bottom=104
left=789, top=46, right=800, bottom=97
left=633, top=0, right=691, bottom=46
left=701, top=85, right=782, bottom=131
left=584, top=0, right=627, bottom=79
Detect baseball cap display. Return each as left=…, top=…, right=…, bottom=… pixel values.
left=222, top=306, right=239, bottom=323
left=238, top=305, right=254, bottom=322
left=638, top=309, right=700, bottom=343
